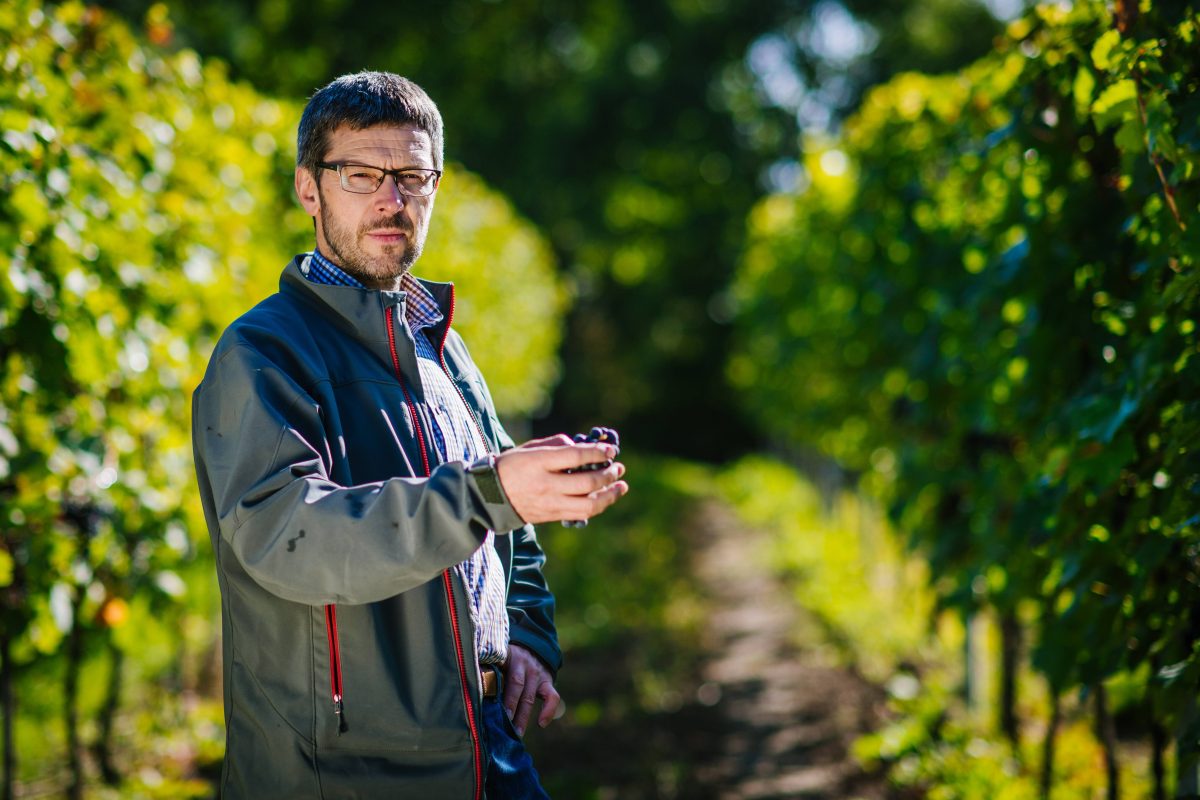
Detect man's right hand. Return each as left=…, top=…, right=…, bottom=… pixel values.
left=494, top=435, right=628, bottom=525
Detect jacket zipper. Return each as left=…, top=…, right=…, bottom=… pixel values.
left=323, top=604, right=348, bottom=733
left=435, top=288, right=494, bottom=457
left=386, top=305, right=433, bottom=476
left=385, top=303, right=484, bottom=800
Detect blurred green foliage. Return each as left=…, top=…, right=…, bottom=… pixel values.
left=94, top=0, right=1005, bottom=459
left=855, top=678, right=1158, bottom=800
left=733, top=0, right=1200, bottom=785
left=0, top=0, right=563, bottom=791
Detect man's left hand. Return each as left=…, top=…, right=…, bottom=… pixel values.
left=502, top=643, right=561, bottom=737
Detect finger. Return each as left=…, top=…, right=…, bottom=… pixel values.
left=556, top=480, right=630, bottom=521
left=595, top=481, right=630, bottom=517
left=587, top=480, right=630, bottom=510
left=554, top=461, right=626, bottom=495
left=512, top=684, right=538, bottom=736
left=579, top=460, right=626, bottom=485
left=517, top=433, right=574, bottom=449
left=503, top=660, right=528, bottom=721
left=541, top=443, right=618, bottom=472
left=537, top=683, right=561, bottom=728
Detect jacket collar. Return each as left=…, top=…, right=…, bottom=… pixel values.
left=279, top=255, right=456, bottom=389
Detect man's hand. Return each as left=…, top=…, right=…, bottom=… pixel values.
left=502, top=643, right=561, bottom=737
left=494, top=434, right=628, bottom=525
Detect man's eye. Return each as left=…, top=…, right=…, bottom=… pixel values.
left=349, top=169, right=380, bottom=180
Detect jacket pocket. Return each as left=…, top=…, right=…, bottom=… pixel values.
left=314, top=585, right=474, bottom=754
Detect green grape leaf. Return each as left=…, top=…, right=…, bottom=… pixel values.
left=1091, top=79, right=1139, bottom=132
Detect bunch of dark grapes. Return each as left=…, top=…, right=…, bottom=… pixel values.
left=562, top=427, right=620, bottom=527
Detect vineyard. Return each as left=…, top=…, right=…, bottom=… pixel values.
left=733, top=2, right=1200, bottom=796
left=1, top=0, right=1198, bottom=798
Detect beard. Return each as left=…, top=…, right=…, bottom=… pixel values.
left=317, top=186, right=425, bottom=287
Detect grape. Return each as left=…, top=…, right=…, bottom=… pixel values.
left=562, top=427, right=620, bottom=527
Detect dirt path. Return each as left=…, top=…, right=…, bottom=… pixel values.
left=530, top=499, right=890, bottom=799
left=688, top=500, right=888, bottom=800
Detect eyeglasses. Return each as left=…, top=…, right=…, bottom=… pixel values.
left=316, top=162, right=442, bottom=197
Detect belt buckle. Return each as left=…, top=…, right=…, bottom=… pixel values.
left=481, top=665, right=499, bottom=699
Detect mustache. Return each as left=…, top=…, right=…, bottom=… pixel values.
left=363, top=215, right=413, bottom=235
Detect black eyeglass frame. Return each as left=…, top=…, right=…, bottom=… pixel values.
left=315, top=161, right=443, bottom=197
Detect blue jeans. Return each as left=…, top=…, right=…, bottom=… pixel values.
left=481, top=671, right=552, bottom=799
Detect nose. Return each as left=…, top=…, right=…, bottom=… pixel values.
left=375, top=175, right=407, bottom=209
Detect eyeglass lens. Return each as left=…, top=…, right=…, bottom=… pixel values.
left=341, top=166, right=437, bottom=196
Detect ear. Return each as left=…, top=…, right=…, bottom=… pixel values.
left=295, top=166, right=320, bottom=216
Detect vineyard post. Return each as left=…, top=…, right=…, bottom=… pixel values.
left=63, top=586, right=86, bottom=800
left=963, top=603, right=990, bottom=719
left=998, top=610, right=1021, bottom=748
left=1039, top=691, right=1061, bottom=800
left=1178, top=695, right=1200, bottom=799
left=1151, top=716, right=1167, bottom=800
left=93, top=637, right=123, bottom=786
left=1094, top=683, right=1120, bottom=800
left=0, top=627, right=12, bottom=800
left=961, top=609, right=974, bottom=709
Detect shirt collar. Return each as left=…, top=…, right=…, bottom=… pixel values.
left=303, top=249, right=444, bottom=331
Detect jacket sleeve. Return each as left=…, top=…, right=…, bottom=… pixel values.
left=192, top=342, right=527, bottom=607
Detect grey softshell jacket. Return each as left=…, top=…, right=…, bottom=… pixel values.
left=192, top=256, right=561, bottom=799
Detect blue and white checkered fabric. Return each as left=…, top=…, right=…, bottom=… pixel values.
left=304, top=251, right=511, bottom=665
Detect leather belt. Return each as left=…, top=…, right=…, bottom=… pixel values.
left=481, top=665, right=499, bottom=699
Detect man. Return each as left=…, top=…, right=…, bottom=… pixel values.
left=192, top=71, right=628, bottom=799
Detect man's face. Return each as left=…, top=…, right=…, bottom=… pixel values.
left=295, top=123, right=438, bottom=290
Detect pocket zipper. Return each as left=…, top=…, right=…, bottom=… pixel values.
left=323, top=603, right=348, bottom=734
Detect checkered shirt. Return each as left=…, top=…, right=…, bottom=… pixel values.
left=302, top=251, right=510, bottom=666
